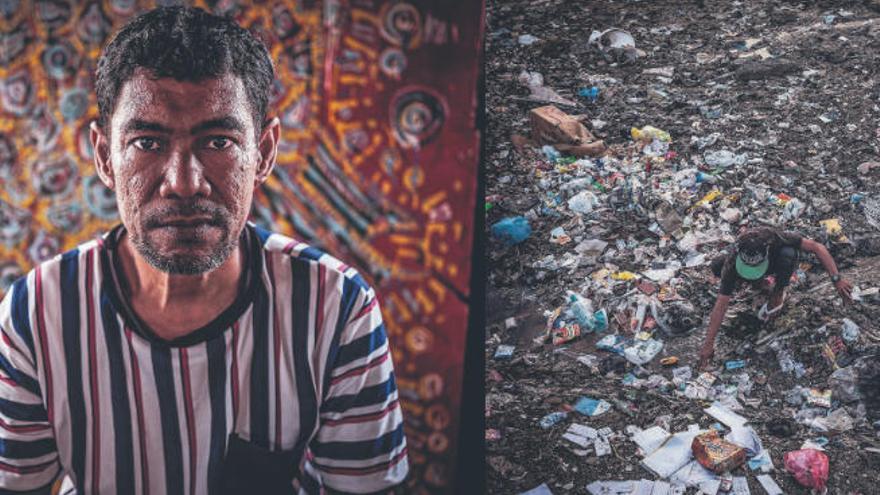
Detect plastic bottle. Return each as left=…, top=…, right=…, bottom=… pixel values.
left=539, top=411, right=568, bottom=429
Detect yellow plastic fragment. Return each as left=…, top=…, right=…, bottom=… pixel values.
left=631, top=125, right=671, bottom=143
left=690, top=189, right=722, bottom=211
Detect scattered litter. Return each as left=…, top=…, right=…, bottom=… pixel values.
left=519, top=72, right=578, bottom=106
left=538, top=411, right=568, bottom=429
left=588, top=28, right=645, bottom=60
left=578, top=86, right=600, bottom=102
left=704, top=149, right=747, bottom=168
left=494, top=344, right=516, bottom=360
left=725, top=360, right=746, bottom=370
left=518, top=34, right=539, bottom=45
left=755, top=475, right=783, bottom=495
left=593, top=435, right=612, bottom=456
left=841, top=318, right=860, bottom=342
left=529, top=105, right=607, bottom=156
left=573, top=397, right=612, bottom=417
left=586, top=480, right=636, bottom=495
left=704, top=402, right=749, bottom=429
left=623, top=338, right=664, bottom=365
left=660, top=356, right=679, bottom=366
left=642, top=430, right=703, bottom=478
left=519, top=483, right=553, bottom=495
left=731, top=477, right=750, bottom=495
left=806, top=389, right=831, bottom=408
left=631, top=425, right=670, bottom=456
left=563, top=423, right=598, bottom=448
left=568, top=190, right=600, bottom=214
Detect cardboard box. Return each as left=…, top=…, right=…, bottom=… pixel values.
left=692, top=431, right=746, bottom=474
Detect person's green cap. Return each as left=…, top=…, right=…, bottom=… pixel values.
left=735, top=254, right=768, bottom=280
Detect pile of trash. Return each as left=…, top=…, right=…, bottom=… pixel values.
left=486, top=0, right=880, bottom=493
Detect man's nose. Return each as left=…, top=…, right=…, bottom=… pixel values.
left=158, top=149, right=212, bottom=199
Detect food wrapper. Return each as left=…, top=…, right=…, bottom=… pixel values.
left=552, top=324, right=581, bottom=345
left=692, top=431, right=746, bottom=474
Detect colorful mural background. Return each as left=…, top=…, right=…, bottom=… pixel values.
left=0, top=1, right=483, bottom=492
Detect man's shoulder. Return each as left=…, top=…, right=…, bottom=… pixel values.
left=251, top=224, right=373, bottom=295
left=0, top=235, right=104, bottom=324
left=7, top=236, right=104, bottom=290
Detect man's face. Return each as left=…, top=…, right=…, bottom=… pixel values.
left=92, top=70, right=276, bottom=274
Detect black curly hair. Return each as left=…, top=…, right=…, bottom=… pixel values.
left=95, top=6, right=274, bottom=136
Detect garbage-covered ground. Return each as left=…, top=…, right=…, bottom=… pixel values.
left=485, top=1, right=880, bottom=493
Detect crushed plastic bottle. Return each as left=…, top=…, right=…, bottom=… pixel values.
left=539, top=411, right=569, bottom=429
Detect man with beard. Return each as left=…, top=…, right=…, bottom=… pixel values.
left=0, top=7, right=407, bottom=494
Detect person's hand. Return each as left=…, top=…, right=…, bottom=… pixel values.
left=835, top=277, right=853, bottom=303
left=698, top=342, right=715, bottom=370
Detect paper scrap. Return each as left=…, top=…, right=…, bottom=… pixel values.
left=632, top=425, right=670, bottom=456
left=642, top=430, right=703, bottom=478
left=756, top=475, right=783, bottom=495
left=704, top=402, right=748, bottom=428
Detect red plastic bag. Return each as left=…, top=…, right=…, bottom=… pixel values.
left=784, top=448, right=829, bottom=491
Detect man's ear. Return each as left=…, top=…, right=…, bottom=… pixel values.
left=255, top=117, right=280, bottom=187
left=90, top=121, right=115, bottom=190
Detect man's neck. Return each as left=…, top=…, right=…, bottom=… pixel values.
left=117, top=231, right=246, bottom=341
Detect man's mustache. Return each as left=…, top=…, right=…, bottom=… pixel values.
left=143, top=202, right=228, bottom=229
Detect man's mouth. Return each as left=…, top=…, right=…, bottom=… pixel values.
left=156, top=217, right=217, bottom=228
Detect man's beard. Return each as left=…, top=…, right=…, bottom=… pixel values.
left=130, top=201, right=238, bottom=275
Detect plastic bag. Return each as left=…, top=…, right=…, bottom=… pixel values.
left=783, top=449, right=829, bottom=491
left=491, top=217, right=532, bottom=246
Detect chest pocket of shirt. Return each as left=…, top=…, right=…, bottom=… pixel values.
left=219, top=433, right=299, bottom=495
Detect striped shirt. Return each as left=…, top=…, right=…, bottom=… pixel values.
left=0, top=223, right=408, bottom=494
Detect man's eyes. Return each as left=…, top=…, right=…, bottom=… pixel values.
left=206, top=137, right=233, bottom=150
left=132, top=137, right=162, bottom=151
left=130, top=137, right=235, bottom=152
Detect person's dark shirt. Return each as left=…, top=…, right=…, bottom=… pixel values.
left=718, top=227, right=803, bottom=296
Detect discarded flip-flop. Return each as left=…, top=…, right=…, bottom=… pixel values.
left=757, top=294, right=786, bottom=322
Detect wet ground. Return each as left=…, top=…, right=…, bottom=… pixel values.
left=485, top=0, right=880, bottom=493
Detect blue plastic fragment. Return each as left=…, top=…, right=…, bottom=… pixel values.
left=491, top=216, right=532, bottom=246
left=578, top=86, right=600, bottom=102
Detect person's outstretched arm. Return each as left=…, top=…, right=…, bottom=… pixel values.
left=800, top=238, right=853, bottom=303
left=698, top=294, right=731, bottom=369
